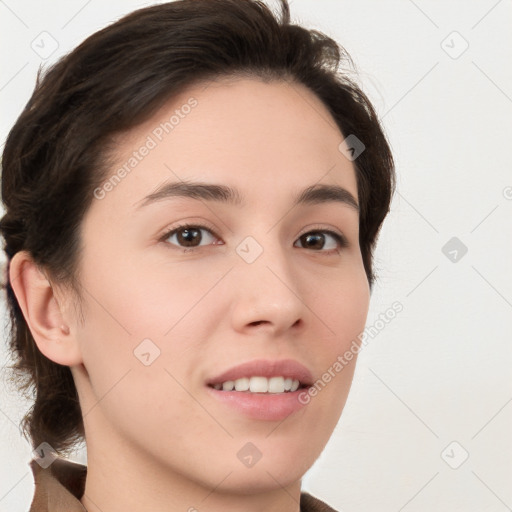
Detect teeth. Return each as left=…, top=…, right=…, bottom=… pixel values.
left=222, top=380, right=234, bottom=391
left=235, top=377, right=250, bottom=391
left=249, top=376, right=268, bottom=392
left=268, top=376, right=284, bottom=393
left=212, top=376, right=301, bottom=393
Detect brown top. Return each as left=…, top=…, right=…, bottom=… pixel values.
left=27, top=457, right=337, bottom=512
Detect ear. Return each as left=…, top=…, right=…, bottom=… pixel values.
left=8, top=250, right=83, bottom=366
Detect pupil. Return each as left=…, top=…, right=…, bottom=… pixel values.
left=179, top=228, right=201, bottom=246
left=303, top=232, right=324, bottom=249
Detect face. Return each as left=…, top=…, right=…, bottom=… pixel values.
left=68, top=77, right=370, bottom=492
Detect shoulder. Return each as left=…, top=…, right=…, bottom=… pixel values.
left=28, top=457, right=87, bottom=512
left=300, top=491, right=338, bottom=512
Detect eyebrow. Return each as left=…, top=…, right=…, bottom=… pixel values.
left=134, top=180, right=359, bottom=212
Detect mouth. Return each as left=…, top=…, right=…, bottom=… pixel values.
left=204, top=358, right=314, bottom=420
left=206, top=358, right=314, bottom=392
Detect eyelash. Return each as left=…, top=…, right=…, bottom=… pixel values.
left=159, top=222, right=349, bottom=254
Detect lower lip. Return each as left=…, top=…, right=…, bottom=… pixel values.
left=205, top=386, right=310, bottom=421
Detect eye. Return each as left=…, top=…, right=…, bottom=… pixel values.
left=161, top=223, right=221, bottom=250
left=294, top=229, right=348, bottom=252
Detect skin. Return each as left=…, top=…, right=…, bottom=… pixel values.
left=10, top=76, right=370, bottom=512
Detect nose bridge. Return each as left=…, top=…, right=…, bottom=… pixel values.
left=230, top=231, right=306, bottom=332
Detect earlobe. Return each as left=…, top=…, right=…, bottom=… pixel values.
left=8, top=250, right=83, bottom=367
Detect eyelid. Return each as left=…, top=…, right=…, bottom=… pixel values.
left=158, top=219, right=220, bottom=241
left=296, top=223, right=349, bottom=247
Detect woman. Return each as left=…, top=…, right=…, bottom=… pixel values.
left=0, top=0, right=395, bottom=510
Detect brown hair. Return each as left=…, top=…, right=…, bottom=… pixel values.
left=0, top=0, right=395, bottom=456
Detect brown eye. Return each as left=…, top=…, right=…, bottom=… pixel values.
left=294, top=230, right=347, bottom=251
left=163, top=224, right=218, bottom=248
left=175, top=227, right=202, bottom=246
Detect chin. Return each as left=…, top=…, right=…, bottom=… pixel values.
left=223, top=441, right=320, bottom=493
left=212, top=462, right=308, bottom=495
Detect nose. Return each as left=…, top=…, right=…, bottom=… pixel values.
left=229, top=238, right=306, bottom=337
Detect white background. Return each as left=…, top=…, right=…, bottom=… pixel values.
left=1, top=1, right=511, bottom=511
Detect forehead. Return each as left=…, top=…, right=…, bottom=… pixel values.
left=92, top=76, right=358, bottom=216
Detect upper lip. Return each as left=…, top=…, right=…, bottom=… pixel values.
left=206, top=358, right=314, bottom=386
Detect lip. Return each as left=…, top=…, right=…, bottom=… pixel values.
left=206, top=358, right=314, bottom=386
left=205, top=358, right=314, bottom=421
left=206, top=387, right=310, bottom=421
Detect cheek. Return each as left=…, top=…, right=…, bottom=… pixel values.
left=83, top=256, right=227, bottom=340
left=74, top=260, right=226, bottom=412
left=301, top=267, right=369, bottom=415
left=320, top=268, right=370, bottom=350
